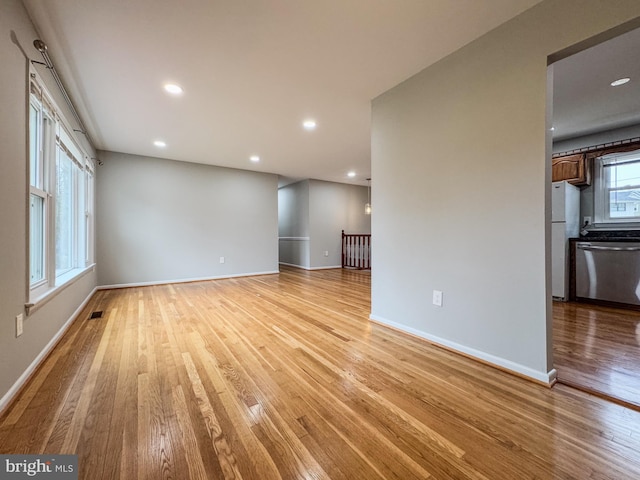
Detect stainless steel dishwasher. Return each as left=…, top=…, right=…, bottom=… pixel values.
left=575, top=241, right=640, bottom=306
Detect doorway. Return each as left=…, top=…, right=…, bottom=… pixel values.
left=550, top=25, right=640, bottom=409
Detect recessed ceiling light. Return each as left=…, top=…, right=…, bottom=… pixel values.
left=153, top=140, right=167, bottom=148
left=550, top=126, right=555, bottom=131
left=250, top=155, right=260, bottom=162
left=163, top=83, right=184, bottom=95
left=610, top=77, right=630, bottom=87
left=347, top=171, right=356, bottom=177
left=303, top=119, right=317, bottom=130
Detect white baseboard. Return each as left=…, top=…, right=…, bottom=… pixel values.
left=97, top=270, right=280, bottom=290
left=0, top=286, right=98, bottom=414
left=369, top=314, right=557, bottom=386
left=279, top=262, right=342, bottom=271
left=278, top=262, right=310, bottom=270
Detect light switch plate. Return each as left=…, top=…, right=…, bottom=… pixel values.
left=16, top=313, right=23, bottom=337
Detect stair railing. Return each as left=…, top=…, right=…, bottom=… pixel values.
left=341, top=230, right=371, bottom=270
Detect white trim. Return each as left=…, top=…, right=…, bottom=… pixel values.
left=279, top=262, right=311, bottom=270
left=26, top=264, right=96, bottom=315
left=278, top=262, right=342, bottom=271
left=97, top=270, right=280, bottom=290
left=593, top=150, right=640, bottom=224
left=0, top=286, right=98, bottom=414
left=369, top=314, right=557, bottom=386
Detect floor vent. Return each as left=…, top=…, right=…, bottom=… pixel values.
left=89, top=311, right=103, bottom=320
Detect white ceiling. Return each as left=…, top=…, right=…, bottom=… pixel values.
left=553, top=26, right=640, bottom=141
left=22, top=0, right=545, bottom=185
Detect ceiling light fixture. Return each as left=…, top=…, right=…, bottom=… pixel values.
left=610, top=77, right=630, bottom=87
left=154, top=140, right=167, bottom=148
left=303, top=119, right=317, bottom=130
left=164, top=83, right=184, bottom=95
left=250, top=155, right=260, bottom=162
left=347, top=171, right=356, bottom=178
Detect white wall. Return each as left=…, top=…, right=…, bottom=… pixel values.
left=97, top=151, right=279, bottom=286
left=371, top=0, right=640, bottom=383
left=0, top=0, right=97, bottom=408
left=278, top=179, right=371, bottom=269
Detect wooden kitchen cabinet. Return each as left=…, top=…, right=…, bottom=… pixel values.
left=552, top=153, right=591, bottom=186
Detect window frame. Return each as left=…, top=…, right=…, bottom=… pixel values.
left=28, top=80, right=56, bottom=299
left=594, top=150, right=640, bottom=225
left=27, top=67, right=95, bottom=310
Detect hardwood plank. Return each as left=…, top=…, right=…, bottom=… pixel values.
left=554, top=300, right=640, bottom=409
left=61, top=305, right=119, bottom=454
left=171, top=385, right=208, bottom=480
left=181, top=352, right=239, bottom=479
left=1, top=267, right=640, bottom=479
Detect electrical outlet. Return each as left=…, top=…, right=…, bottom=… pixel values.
left=219, top=256, right=225, bottom=264
left=324, top=250, right=329, bottom=257
left=432, top=290, right=443, bottom=307
left=16, top=313, right=23, bottom=337
left=583, top=216, right=591, bottom=226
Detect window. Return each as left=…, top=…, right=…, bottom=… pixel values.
left=594, top=150, right=640, bottom=224
left=28, top=85, right=52, bottom=288
left=28, top=69, right=95, bottom=303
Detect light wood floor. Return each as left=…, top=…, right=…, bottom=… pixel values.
left=554, top=300, right=640, bottom=410
left=2, top=267, right=640, bottom=479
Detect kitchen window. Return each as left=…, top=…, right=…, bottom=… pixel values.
left=594, top=150, right=640, bottom=224
left=28, top=69, right=95, bottom=306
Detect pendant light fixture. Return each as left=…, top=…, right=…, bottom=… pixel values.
left=365, top=178, right=372, bottom=215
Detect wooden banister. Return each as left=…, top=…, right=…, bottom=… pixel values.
left=342, top=230, right=371, bottom=270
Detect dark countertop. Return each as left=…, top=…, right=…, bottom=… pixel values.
left=571, top=230, right=640, bottom=242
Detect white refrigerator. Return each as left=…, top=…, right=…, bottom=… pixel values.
left=551, top=181, right=580, bottom=300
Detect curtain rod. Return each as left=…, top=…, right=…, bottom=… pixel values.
left=31, top=39, right=101, bottom=165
